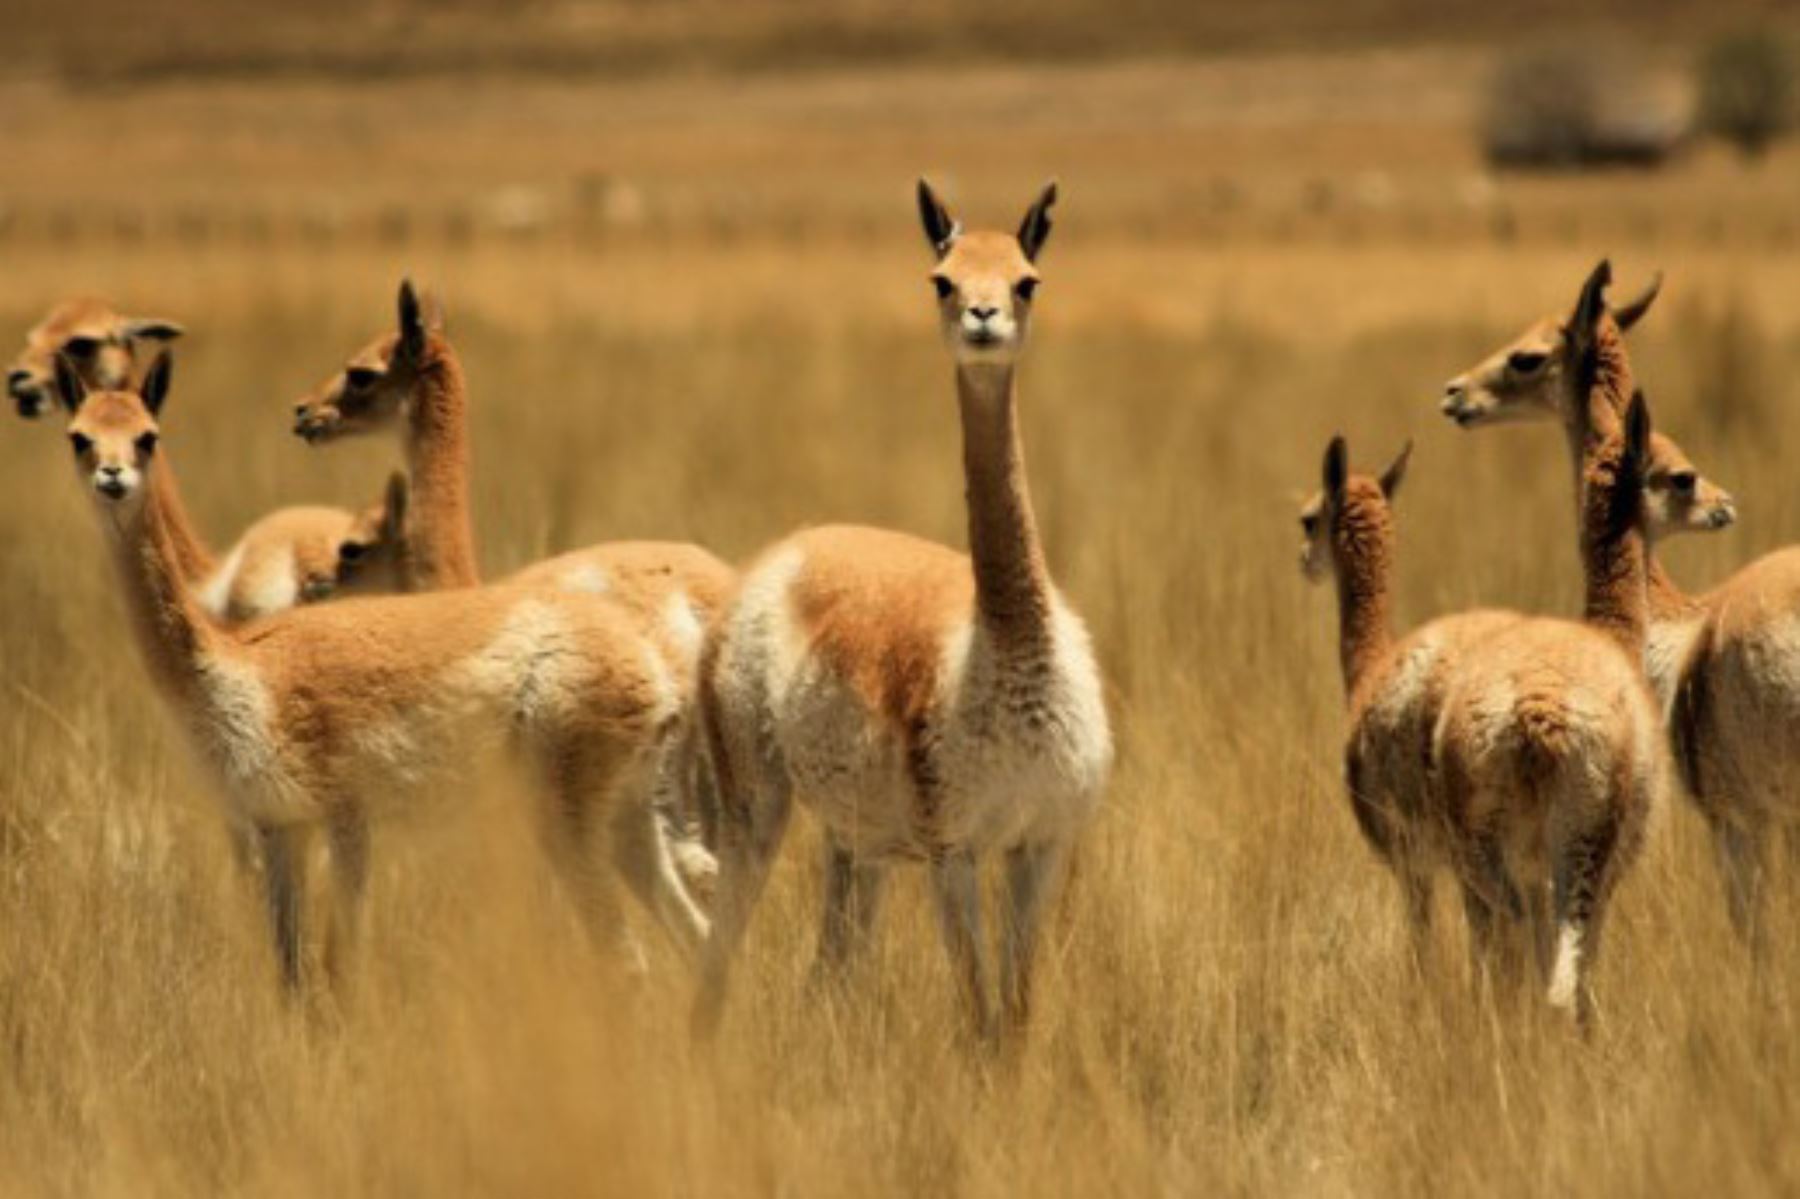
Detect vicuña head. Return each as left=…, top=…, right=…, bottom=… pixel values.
left=918, top=178, right=1055, bottom=368
left=1439, top=263, right=1659, bottom=428
left=1298, top=436, right=1412, bottom=586
left=11, top=298, right=182, bottom=419
left=331, top=470, right=412, bottom=599
left=57, top=349, right=169, bottom=518
left=293, top=280, right=443, bottom=443
left=1644, top=425, right=1736, bottom=538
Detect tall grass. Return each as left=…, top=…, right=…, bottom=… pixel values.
left=2, top=226, right=1799, bottom=1194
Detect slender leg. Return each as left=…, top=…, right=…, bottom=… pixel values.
left=610, top=792, right=712, bottom=961
left=1549, top=824, right=1619, bottom=1035
left=811, top=837, right=888, bottom=985
left=691, top=786, right=791, bottom=1041
left=258, top=824, right=307, bottom=996
left=929, top=849, right=995, bottom=1048
left=1461, top=836, right=1526, bottom=1003
left=1000, top=838, right=1071, bottom=1039
left=323, top=804, right=370, bottom=999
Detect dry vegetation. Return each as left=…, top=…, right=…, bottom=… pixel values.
left=4, top=31, right=1800, bottom=1197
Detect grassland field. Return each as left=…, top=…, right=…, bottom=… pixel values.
left=3, top=41, right=1800, bottom=1197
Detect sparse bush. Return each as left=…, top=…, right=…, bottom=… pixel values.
left=1483, top=47, right=1679, bottom=170
left=1697, top=32, right=1797, bottom=160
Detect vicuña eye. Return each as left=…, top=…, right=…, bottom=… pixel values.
left=345, top=366, right=381, bottom=389
left=931, top=276, right=955, bottom=301
left=1507, top=350, right=1548, bottom=374
left=1670, top=472, right=1697, bottom=494
left=1016, top=278, right=1039, bottom=302
left=69, top=432, right=93, bottom=455
left=135, top=431, right=159, bottom=455
left=1301, top=513, right=1320, bottom=534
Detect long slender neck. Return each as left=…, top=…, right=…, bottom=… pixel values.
left=1330, top=502, right=1395, bottom=701
left=149, top=456, right=218, bottom=583
left=957, top=363, right=1053, bottom=650
left=403, top=345, right=480, bottom=590
left=102, top=461, right=225, bottom=705
left=1562, top=323, right=1634, bottom=520
left=1584, top=446, right=1648, bottom=658
left=1581, top=510, right=1649, bottom=658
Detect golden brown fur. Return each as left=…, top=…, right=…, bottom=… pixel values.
left=1445, top=262, right=1800, bottom=947
left=1305, top=387, right=1664, bottom=1027
left=693, top=182, right=1110, bottom=1048
left=63, top=359, right=707, bottom=994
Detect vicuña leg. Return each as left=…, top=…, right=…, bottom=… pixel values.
left=1000, top=837, right=1071, bottom=1037
left=930, top=849, right=996, bottom=1047
left=811, top=836, right=888, bottom=985
left=323, top=804, right=370, bottom=998
left=691, top=728, right=793, bottom=1042
left=257, top=823, right=308, bottom=995
left=1548, top=822, right=1620, bottom=1034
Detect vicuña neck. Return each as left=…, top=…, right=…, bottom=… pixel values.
left=1331, top=506, right=1395, bottom=701
left=104, top=461, right=224, bottom=705
left=1561, top=322, right=1634, bottom=520
left=1580, top=479, right=1650, bottom=659
left=150, top=457, right=218, bottom=584
left=957, top=363, right=1052, bottom=652
left=403, top=346, right=480, bottom=590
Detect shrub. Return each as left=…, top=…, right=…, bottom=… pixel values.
left=1697, top=32, right=1797, bottom=160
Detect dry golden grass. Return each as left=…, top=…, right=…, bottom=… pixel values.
left=5, top=51, right=1800, bottom=1196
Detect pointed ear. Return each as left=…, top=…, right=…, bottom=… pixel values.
left=122, top=317, right=185, bottom=344
left=916, top=178, right=960, bottom=257
left=1017, top=180, right=1058, bottom=262
left=1323, top=435, right=1349, bottom=500
left=418, top=289, right=446, bottom=334
left=381, top=470, right=409, bottom=541
left=1612, top=270, right=1661, bottom=332
left=140, top=351, right=173, bottom=416
left=52, top=352, right=87, bottom=413
left=1379, top=439, right=1413, bottom=499
left=1569, top=258, right=1612, bottom=349
left=397, top=279, right=427, bottom=362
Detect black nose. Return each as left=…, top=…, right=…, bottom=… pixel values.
left=968, top=306, right=999, bottom=322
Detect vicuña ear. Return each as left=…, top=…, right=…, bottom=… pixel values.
left=1379, top=439, right=1413, bottom=499
left=419, top=289, right=446, bottom=334
left=1017, top=180, right=1058, bottom=262
left=916, top=178, right=960, bottom=257
left=381, top=469, right=409, bottom=540
left=1569, top=258, right=1612, bottom=352
left=52, top=352, right=86, bottom=413
left=1323, top=435, right=1349, bottom=501
left=123, top=318, right=184, bottom=343
left=397, top=279, right=427, bottom=362
left=140, top=351, right=173, bottom=416
left=1613, top=270, right=1662, bottom=332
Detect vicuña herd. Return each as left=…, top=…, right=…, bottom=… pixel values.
left=5, top=181, right=1792, bottom=1046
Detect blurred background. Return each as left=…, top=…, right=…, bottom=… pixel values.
left=4, top=3, right=1800, bottom=1195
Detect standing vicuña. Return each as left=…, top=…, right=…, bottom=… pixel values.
left=691, top=181, right=1112, bottom=1047
left=1443, top=262, right=1800, bottom=948
left=12, top=298, right=405, bottom=620
left=1302, top=390, right=1666, bottom=1028
left=57, top=353, right=708, bottom=995
left=289, top=281, right=731, bottom=891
